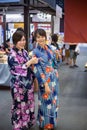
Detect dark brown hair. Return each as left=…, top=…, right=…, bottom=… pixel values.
left=51, top=34, right=58, bottom=43
left=34, top=28, right=47, bottom=41
left=16, top=27, right=24, bottom=32
left=12, top=31, right=26, bottom=45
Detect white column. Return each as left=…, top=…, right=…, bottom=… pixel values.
left=54, top=5, right=62, bottom=34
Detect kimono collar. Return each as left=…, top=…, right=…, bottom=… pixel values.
left=13, top=46, right=24, bottom=53
left=37, top=45, right=44, bottom=51
left=37, top=44, right=48, bottom=51
left=37, top=44, right=52, bottom=60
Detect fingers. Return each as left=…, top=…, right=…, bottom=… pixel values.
left=31, top=57, right=38, bottom=64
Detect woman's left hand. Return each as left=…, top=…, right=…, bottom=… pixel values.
left=44, top=82, right=51, bottom=94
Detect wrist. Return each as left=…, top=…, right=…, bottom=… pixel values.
left=44, top=82, right=49, bottom=88
left=26, top=60, right=31, bottom=68
left=44, top=82, right=48, bottom=86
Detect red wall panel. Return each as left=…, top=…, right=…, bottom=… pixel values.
left=64, top=0, right=87, bottom=43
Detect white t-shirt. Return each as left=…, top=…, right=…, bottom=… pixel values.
left=65, top=44, right=70, bottom=50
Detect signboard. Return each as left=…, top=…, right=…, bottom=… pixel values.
left=0, top=0, right=20, bottom=3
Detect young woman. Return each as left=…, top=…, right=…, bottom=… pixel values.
left=50, top=33, right=62, bottom=69
left=8, top=30, right=38, bottom=130
left=33, top=29, right=59, bottom=130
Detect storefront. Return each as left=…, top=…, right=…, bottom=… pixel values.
left=0, top=0, right=56, bottom=48
left=0, top=0, right=56, bottom=87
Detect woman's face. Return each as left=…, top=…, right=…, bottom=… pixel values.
left=36, top=34, right=46, bottom=48
left=16, top=36, right=26, bottom=50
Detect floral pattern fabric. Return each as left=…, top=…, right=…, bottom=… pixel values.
left=33, top=45, right=59, bottom=129
left=8, top=48, right=35, bottom=130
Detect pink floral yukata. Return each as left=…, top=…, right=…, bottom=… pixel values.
left=8, top=47, right=35, bottom=130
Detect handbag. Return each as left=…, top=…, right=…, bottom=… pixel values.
left=75, top=45, right=80, bottom=55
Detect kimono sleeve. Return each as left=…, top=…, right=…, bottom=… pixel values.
left=8, top=53, right=28, bottom=77
left=34, top=63, right=51, bottom=84
left=33, top=47, right=51, bottom=84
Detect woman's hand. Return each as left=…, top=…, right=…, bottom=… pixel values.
left=44, top=82, right=51, bottom=94
left=26, top=57, right=38, bottom=67
left=34, top=78, right=38, bottom=92
left=30, top=57, right=38, bottom=64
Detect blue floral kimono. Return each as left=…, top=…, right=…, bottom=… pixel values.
left=8, top=47, right=35, bottom=130
left=33, top=45, right=59, bottom=129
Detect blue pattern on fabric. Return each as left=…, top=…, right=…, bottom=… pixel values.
left=33, top=45, right=59, bottom=129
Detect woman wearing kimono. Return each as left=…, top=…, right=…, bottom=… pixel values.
left=8, top=30, right=38, bottom=130
left=33, top=29, right=59, bottom=130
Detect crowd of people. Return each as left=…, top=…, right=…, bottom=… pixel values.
left=61, top=43, right=80, bottom=68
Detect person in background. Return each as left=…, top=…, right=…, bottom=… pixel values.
left=28, top=32, right=35, bottom=51
left=31, top=31, right=35, bottom=44
left=4, top=39, right=11, bottom=54
left=8, top=30, right=38, bottom=130
left=65, top=43, right=70, bottom=65
left=51, top=33, right=62, bottom=68
left=69, top=44, right=78, bottom=68
left=33, top=29, right=59, bottom=130
left=31, top=31, right=37, bottom=48
left=61, top=44, right=66, bottom=62
left=51, top=33, right=59, bottom=50
left=0, top=45, right=5, bottom=51
left=1, top=39, right=13, bottom=54
left=16, top=27, right=24, bottom=32
left=73, top=44, right=80, bottom=67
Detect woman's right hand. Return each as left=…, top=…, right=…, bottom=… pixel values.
left=30, top=57, right=38, bottom=64
left=26, top=57, right=38, bottom=67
